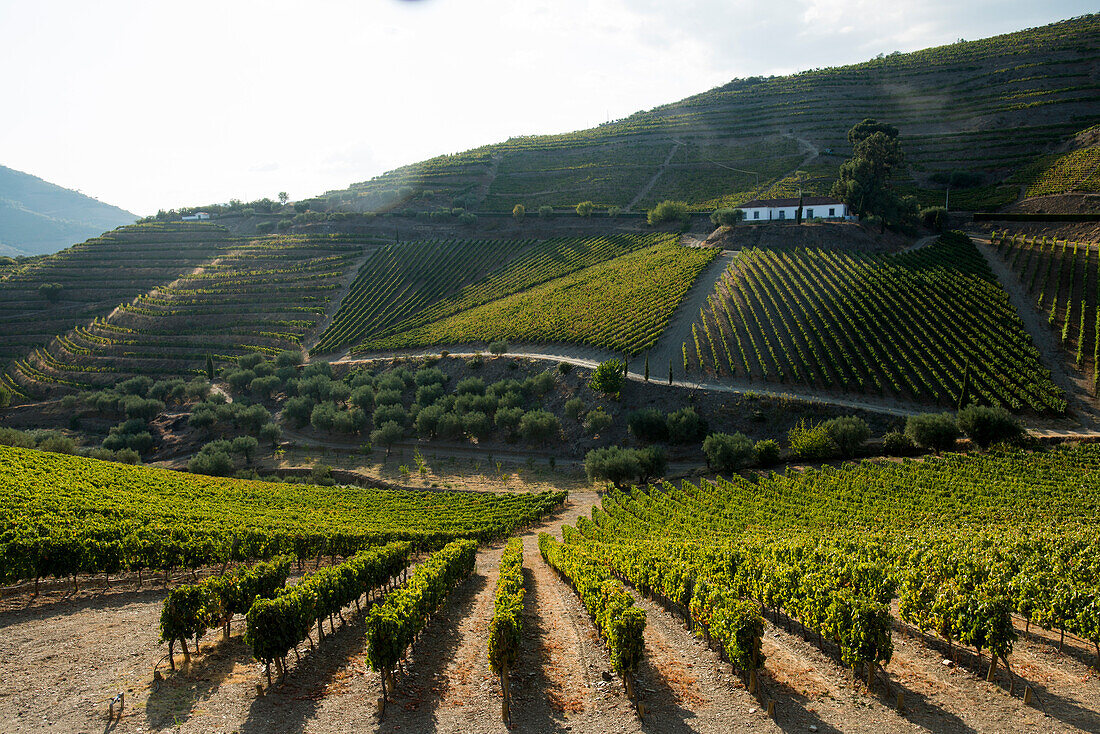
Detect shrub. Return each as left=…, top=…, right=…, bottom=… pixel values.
left=583, top=408, right=613, bottom=436
left=607, top=206, right=621, bottom=218
left=238, top=353, right=265, bottom=370
left=119, top=376, right=154, bottom=397
left=226, top=369, right=256, bottom=392
left=462, top=411, right=492, bottom=439
left=557, top=361, right=573, bottom=375
left=564, top=398, right=586, bottom=421
left=882, top=430, right=918, bottom=456
left=350, top=385, right=375, bottom=411
left=275, top=350, right=304, bottom=368
left=703, top=432, right=754, bottom=471
left=311, top=402, right=340, bottom=432
left=231, top=435, right=259, bottom=463
left=414, top=383, right=444, bottom=408
left=277, top=219, right=293, bottom=231
left=415, top=404, right=444, bottom=437
left=822, top=416, right=870, bottom=457
left=753, top=439, right=781, bottom=466
left=375, top=388, right=403, bottom=407
left=538, top=205, right=553, bottom=218
left=526, top=371, right=555, bottom=397
left=518, top=410, right=560, bottom=443
left=647, top=200, right=689, bottom=226
left=576, top=201, right=595, bottom=217
left=495, top=406, right=524, bottom=435
left=710, top=208, right=745, bottom=226
left=920, top=206, right=948, bottom=232
left=787, top=419, right=837, bottom=460
left=188, top=445, right=235, bottom=476
left=512, top=204, right=525, bottom=221
left=373, top=404, right=408, bottom=428
left=37, top=434, right=77, bottom=455
left=590, top=358, right=625, bottom=395
left=905, top=412, right=959, bottom=451
left=455, top=377, right=486, bottom=396
left=435, top=412, right=465, bottom=440
left=370, top=421, right=404, bottom=454
left=488, top=340, right=509, bottom=356
left=628, top=408, right=667, bottom=443
left=259, top=422, right=281, bottom=447
left=250, top=375, right=281, bottom=399
left=636, top=446, right=667, bottom=481
left=283, top=396, right=315, bottom=427
left=414, top=367, right=447, bottom=387
left=957, top=405, right=1022, bottom=448
left=666, top=408, right=708, bottom=445
left=585, top=446, right=641, bottom=486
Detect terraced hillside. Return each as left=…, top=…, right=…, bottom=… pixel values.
left=330, top=15, right=1099, bottom=214
left=4, top=234, right=379, bottom=398
left=0, top=222, right=229, bottom=372
left=685, top=232, right=1064, bottom=413
left=362, top=239, right=715, bottom=356
left=315, top=233, right=672, bottom=356
left=991, top=230, right=1100, bottom=390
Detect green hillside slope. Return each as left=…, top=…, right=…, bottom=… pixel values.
left=321, top=15, right=1098, bottom=215
left=0, top=165, right=137, bottom=256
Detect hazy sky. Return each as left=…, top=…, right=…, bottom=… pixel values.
left=0, top=0, right=1092, bottom=215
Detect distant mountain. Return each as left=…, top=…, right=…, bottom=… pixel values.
left=0, top=165, right=136, bottom=256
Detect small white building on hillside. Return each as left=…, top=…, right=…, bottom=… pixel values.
left=738, top=196, right=851, bottom=222
left=181, top=212, right=211, bottom=221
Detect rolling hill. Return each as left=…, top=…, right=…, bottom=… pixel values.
left=315, top=14, right=1099, bottom=216
left=0, top=164, right=137, bottom=257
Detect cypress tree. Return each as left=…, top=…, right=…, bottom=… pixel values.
left=957, top=359, right=971, bottom=411
left=644, top=353, right=650, bottom=382
left=206, top=354, right=215, bottom=381
left=668, top=361, right=673, bottom=385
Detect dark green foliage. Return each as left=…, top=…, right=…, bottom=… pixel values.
left=370, top=421, right=404, bottom=453
left=882, top=430, right=918, bottom=456
left=753, top=439, right=781, bottom=466
left=787, top=419, right=837, bottom=460
left=455, top=377, right=486, bottom=396
left=462, top=411, right=492, bottom=439
left=666, top=408, right=708, bottom=445
left=647, top=200, right=689, bottom=226
left=489, top=340, right=509, bottom=355
left=920, top=206, right=948, bottom=232
left=373, top=404, right=408, bottom=428
left=583, top=408, right=612, bottom=436
left=627, top=408, right=667, bottom=443
left=703, top=432, right=755, bottom=471
left=494, top=406, right=524, bottom=436
left=710, top=208, right=745, bottom=226
left=283, top=396, right=315, bottom=428
left=584, top=445, right=663, bottom=485
left=576, top=201, right=595, bottom=217
left=564, top=398, right=586, bottom=421
left=590, top=358, right=626, bottom=395
left=957, top=405, right=1023, bottom=449
left=822, top=416, right=871, bottom=457
left=905, top=412, right=959, bottom=451
left=518, top=410, right=560, bottom=443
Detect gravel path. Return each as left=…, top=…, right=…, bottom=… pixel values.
left=970, top=233, right=1100, bottom=428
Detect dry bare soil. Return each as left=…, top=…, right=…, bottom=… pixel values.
left=1, top=486, right=1098, bottom=734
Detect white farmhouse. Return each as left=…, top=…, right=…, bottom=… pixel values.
left=737, top=196, right=851, bottom=222
left=181, top=212, right=211, bottom=221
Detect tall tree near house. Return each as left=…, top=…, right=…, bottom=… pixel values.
left=832, top=118, right=916, bottom=232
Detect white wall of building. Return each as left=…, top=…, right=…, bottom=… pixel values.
left=739, top=203, right=850, bottom=221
